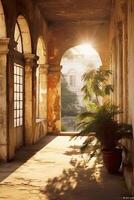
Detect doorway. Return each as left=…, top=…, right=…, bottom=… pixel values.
left=61, top=43, right=102, bottom=132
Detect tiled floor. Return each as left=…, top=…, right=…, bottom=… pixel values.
left=0, top=136, right=128, bottom=200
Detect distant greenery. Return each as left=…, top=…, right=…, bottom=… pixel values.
left=61, top=74, right=79, bottom=117
left=61, top=124, right=67, bottom=131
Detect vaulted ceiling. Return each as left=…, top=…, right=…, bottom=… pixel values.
left=35, top=0, right=113, bottom=24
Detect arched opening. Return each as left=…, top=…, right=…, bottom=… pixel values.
left=36, top=37, right=47, bottom=120
left=0, top=0, right=6, bottom=37
left=15, top=15, right=31, bottom=53
left=13, top=15, right=31, bottom=149
left=61, top=43, right=102, bottom=132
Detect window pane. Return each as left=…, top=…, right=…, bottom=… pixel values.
left=14, top=63, right=24, bottom=127
left=17, top=76, right=20, bottom=83
left=20, top=93, right=22, bottom=100
left=16, top=92, right=19, bottom=100
left=14, top=110, right=17, bottom=118
left=20, top=118, right=23, bottom=126
left=14, top=119, right=17, bottom=127
left=17, top=118, right=19, bottom=126
left=20, top=110, right=23, bottom=117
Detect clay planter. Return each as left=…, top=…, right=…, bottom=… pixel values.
left=102, top=148, right=122, bottom=174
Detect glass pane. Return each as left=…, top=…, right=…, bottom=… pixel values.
left=16, top=92, right=19, bottom=100
left=14, top=84, right=17, bottom=92
left=14, top=63, right=24, bottom=127
left=14, top=101, right=17, bottom=109
left=14, top=119, right=17, bottom=127
left=17, top=118, right=19, bottom=126
left=16, top=85, right=19, bottom=92
left=17, top=67, right=20, bottom=74
left=17, top=101, right=20, bottom=109
left=20, top=68, right=23, bottom=76
left=14, top=75, right=17, bottom=83
left=14, top=110, right=17, bottom=118
left=20, top=118, right=23, bottom=126
left=20, top=93, right=22, bottom=100
left=14, top=93, right=17, bottom=100
left=20, top=110, right=23, bottom=117
left=20, top=85, right=23, bottom=92
left=20, top=101, right=23, bottom=109
left=17, top=76, right=20, bottom=83
left=17, top=110, right=20, bottom=118
left=20, top=76, right=23, bottom=84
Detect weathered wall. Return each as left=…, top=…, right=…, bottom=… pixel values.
left=126, top=0, right=134, bottom=194
left=110, top=0, right=134, bottom=195
left=0, top=0, right=48, bottom=161
left=109, top=0, right=128, bottom=122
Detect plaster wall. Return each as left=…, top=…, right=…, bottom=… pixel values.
left=110, top=0, right=134, bottom=194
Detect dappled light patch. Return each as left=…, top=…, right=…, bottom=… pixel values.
left=41, top=158, right=103, bottom=200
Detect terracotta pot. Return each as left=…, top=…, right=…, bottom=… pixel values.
left=102, top=148, right=122, bottom=174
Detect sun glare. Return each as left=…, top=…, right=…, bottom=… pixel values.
left=72, top=43, right=98, bottom=57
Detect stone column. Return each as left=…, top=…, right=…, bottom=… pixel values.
left=47, top=64, right=61, bottom=133
left=38, top=64, right=48, bottom=119
left=24, top=54, right=38, bottom=144
left=0, top=38, right=9, bottom=161
left=7, top=39, right=17, bottom=160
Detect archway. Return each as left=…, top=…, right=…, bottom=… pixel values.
left=13, top=15, right=31, bottom=149
left=61, top=43, right=102, bottom=132
left=15, top=15, right=32, bottom=53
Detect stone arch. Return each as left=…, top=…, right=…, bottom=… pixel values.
left=0, top=0, right=6, bottom=37
left=60, top=44, right=102, bottom=132
left=16, top=15, right=32, bottom=53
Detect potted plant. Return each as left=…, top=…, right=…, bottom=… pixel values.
left=76, top=68, right=132, bottom=173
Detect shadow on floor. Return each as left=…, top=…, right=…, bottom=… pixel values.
left=64, top=145, right=81, bottom=156
left=0, top=135, right=56, bottom=182
left=41, top=155, right=128, bottom=200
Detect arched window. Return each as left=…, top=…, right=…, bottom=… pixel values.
left=14, top=22, right=23, bottom=53
left=14, top=19, right=24, bottom=128
left=13, top=15, right=31, bottom=147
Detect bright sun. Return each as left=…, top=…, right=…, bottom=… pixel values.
left=72, top=43, right=98, bottom=57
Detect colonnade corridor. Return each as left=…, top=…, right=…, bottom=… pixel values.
left=0, top=136, right=128, bottom=200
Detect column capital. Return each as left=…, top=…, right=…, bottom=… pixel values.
left=24, top=54, right=39, bottom=68
left=39, top=64, right=48, bottom=73
left=39, top=64, right=49, bottom=69
left=48, top=64, right=62, bottom=73
left=0, top=38, right=10, bottom=55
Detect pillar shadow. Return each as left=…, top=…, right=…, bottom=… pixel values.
left=0, top=135, right=56, bottom=182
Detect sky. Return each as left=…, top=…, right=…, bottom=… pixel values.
left=61, top=43, right=102, bottom=75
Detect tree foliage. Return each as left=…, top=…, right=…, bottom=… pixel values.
left=61, top=74, right=79, bottom=116
left=81, top=68, right=113, bottom=109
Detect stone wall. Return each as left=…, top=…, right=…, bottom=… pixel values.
left=110, top=0, right=134, bottom=195
left=0, top=0, right=48, bottom=161
left=126, top=0, right=134, bottom=194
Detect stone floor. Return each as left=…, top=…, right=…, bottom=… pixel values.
left=0, top=136, right=129, bottom=200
